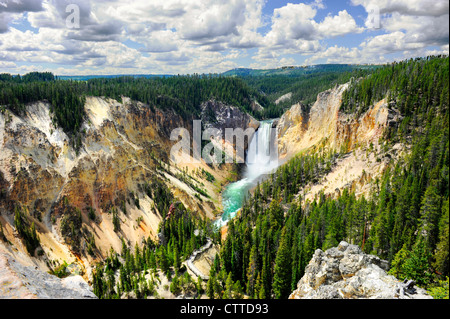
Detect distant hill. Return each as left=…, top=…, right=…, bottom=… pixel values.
left=222, top=64, right=382, bottom=77
left=57, top=74, right=173, bottom=81
left=55, top=64, right=381, bottom=81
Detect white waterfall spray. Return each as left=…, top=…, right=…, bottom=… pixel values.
left=245, top=120, right=279, bottom=183
left=216, top=120, right=278, bottom=228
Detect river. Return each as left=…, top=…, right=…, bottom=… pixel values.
left=215, top=120, right=279, bottom=228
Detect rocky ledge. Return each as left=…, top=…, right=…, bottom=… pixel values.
left=289, top=241, right=432, bottom=299
left=0, top=250, right=96, bottom=299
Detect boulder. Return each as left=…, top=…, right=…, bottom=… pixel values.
left=289, top=241, right=432, bottom=299
left=0, top=250, right=97, bottom=299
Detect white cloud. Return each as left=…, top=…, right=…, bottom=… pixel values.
left=0, top=0, right=44, bottom=33
left=136, top=30, right=180, bottom=53
left=316, top=10, right=364, bottom=38
left=305, top=45, right=365, bottom=65
left=0, top=60, right=16, bottom=68
left=253, top=2, right=362, bottom=68
left=352, top=0, right=449, bottom=17
left=354, top=0, right=448, bottom=62
left=383, top=13, right=449, bottom=47
left=177, top=0, right=246, bottom=42
left=265, top=4, right=362, bottom=45
left=0, top=0, right=448, bottom=74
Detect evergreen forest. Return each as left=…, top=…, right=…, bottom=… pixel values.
left=1, top=56, right=448, bottom=299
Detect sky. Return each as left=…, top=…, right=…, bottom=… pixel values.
left=0, top=0, right=448, bottom=75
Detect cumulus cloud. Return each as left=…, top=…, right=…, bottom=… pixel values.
left=254, top=2, right=363, bottom=68
left=178, top=0, right=246, bottom=42
left=0, top=0, right=448, bottom=74
left=304, top=0, right=449, bottom=65
left=0, top=0, right=43, bottom=13
left=352, top=0, right=449, bottom=17
left=305, top=45, right=365, bottom=65
left=265, top=3, right=362, bottom=45
left=353, top=0, right=449, bottom=48
left=137, top=30, right=180, bottom=53
left=0, top=0, right=44, bottom=33
left=317, top=10, right=364, bottom=38
left=28, top=0, right=125, bottom=41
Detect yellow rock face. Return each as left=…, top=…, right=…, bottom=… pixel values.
left=278, top=84, right=394, bottom=159
left=0, top=97, right=232, bottom=274
left=277, top=83, right=403, bottom=202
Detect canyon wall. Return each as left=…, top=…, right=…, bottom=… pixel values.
left=0, top=96, right=255, bottom=282
left=277, top=83, right=401, bottom=158
left=277, top=83, right=404, bottom=201
left=0, top=82, right=406, bottom=299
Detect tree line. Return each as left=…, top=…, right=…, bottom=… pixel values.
left=0, top=72, right=271, bottom=137
left=92, top=201, right=215, bottom=299
left=0, top=64, right=382, bottom=147
left=208, top=55, right=449, bottom=299
left=241, top=65, right=379, bottom=117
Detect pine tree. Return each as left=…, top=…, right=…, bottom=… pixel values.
left=197, top=277, right=204, bottom=295
left=246, top=245, right=258, bottom=297
left=272, top=227, right=292, bottom=299
left=389, top=244, right=410, bottom=280
left=404, top=237, right=433, bottom=287
left=418, top=182, right=442, bottom=253
left=206, top=275, right=215, bottom=299
left=433, top=200, right=449, bottom=276
left=233, top=280, right=244, bottom=299
left=173, top=245, right=180, bottom=274
left=224, top=272, right=234, bottom=299
left=157, top=247, right=170, bottom=276
left=260, top=255, right=271, bottom=299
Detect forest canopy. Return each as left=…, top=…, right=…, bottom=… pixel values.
left=207, top=55, right=449, bottom=299
left=0, top=64, right=380, bottom=139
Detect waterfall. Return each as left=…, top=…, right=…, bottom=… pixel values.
left=246, top=120, right=279, bottom=183
left=216, top=120, right=278, bottom=228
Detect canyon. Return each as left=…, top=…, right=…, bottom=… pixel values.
left=0, top=96, right=256, bottom=296
left=0, top=82, right=408, bottom=298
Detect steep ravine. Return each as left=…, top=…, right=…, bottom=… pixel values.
left=276, top=83, right=404, bottom=201
left=0, top=82, right=406, bottom=299
left=0, top=97, right=257, bottom=296
left=218, top=83, right=404, bottom=231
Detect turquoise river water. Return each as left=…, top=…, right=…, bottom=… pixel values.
left=215, top=120, right=278, bottom=228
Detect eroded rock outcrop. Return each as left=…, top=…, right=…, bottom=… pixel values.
left=201, top=99, right=260, bottom=133
left=277, top=84, right=400, bottom=159
left=0, top=96, right=234, bottom=282
left=0, top=248, right=96, bottom=299
left=289, top=241, right=432, bottom=299
left=201, top=99, right=260, bottom=162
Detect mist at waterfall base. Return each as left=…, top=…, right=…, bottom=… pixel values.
left=215, top=121, right=279, bottom=229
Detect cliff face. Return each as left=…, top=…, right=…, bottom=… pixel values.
left=277, top=83, right=400, bottom=158
left=0, top=247, right=96, bottom=299
left=0, top=97, right=241, bottom=283
left=201, top=100, right=260, bottom=163
left=201, top=99, right=260, bottom=133
left=289, top=241, right=432, bottom=299
left=277, top=84, right=403, bottom=201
